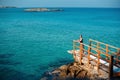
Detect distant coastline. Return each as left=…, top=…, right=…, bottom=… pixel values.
left=0, top=5, right=16, bottom=8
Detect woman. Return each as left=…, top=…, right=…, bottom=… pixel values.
left=79, top=35, right=83, bottom=43
left=74, top=35, right=83, bottom=43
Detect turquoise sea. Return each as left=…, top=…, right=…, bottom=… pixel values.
left=0, top=8, right=120, bottom=80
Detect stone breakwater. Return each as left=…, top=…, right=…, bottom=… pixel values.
left=40, top=62, right=108, bottom=80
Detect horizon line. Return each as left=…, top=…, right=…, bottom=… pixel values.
left=0, top=5, right=120, bottom=8
left=14, top=6, right=120, bottom=9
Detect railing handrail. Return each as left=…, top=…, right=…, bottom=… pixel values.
left=73, top=39, right=120, bottom=64
left=89, top=39, right=119, bottom=49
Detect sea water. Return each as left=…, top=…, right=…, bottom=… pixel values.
left=0, top=8, right=120, bottom=80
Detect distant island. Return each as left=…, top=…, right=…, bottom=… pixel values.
left=0, top=5, right=16, bottom=8
left=24, top=8, right=63, bottom=12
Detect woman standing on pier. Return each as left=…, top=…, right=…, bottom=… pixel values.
left=79, top=35, right=83, bottom=43
left=74, top=35, right=83, bottom=43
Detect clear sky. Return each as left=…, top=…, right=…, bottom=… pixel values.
left=0, top=0, right=120, bottom=8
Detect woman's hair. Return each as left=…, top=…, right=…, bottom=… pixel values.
left=80, top=35, right=82, bottom=37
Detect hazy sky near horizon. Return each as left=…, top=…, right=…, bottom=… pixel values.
left=0, top=0, right=120, bottom=8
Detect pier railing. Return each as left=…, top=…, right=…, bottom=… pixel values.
left=72, top=39, right=120, bottom=78
left=89, top=39, right=120, bottom=67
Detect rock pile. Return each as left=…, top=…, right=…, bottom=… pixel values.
left=40, top=62, right=108, bottom=80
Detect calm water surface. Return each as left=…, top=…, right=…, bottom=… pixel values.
left=0, top=8, right=120, bottom=80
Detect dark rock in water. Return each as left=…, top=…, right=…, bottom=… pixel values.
left=40, top=77, right=47, bottom=80
left=24, top=8, right=63, bottom=12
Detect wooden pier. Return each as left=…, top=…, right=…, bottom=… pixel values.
left=68, top=39, right=120, bottom=79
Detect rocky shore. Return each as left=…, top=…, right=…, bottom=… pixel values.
left=24, top=8, right=63, bottom=12
left=40, top=62, right=108, bottom=80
